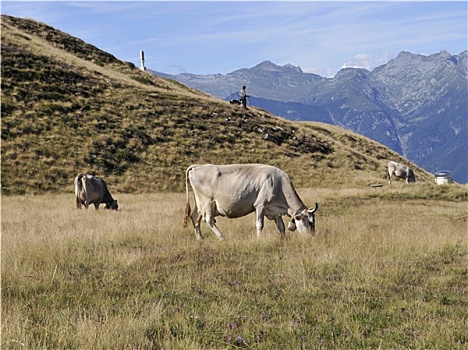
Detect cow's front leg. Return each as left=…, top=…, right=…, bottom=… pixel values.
left=255, top=206, right=265, bottom=238
left=274, top=216, right=286, bottom=239
left=93, top=203, right=100, bottom=210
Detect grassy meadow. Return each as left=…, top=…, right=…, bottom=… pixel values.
left=2, top=183, right=467, bottom=349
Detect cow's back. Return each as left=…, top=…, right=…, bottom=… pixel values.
left=188, top=164, right=293, bottom=218
left=82, top=175, right=106, bottom=203
left=190, top=164, right=282, bottom=197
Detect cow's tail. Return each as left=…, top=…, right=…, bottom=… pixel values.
left=183, top=165, right=195, bottom=228
left=75, top=173, right=86, bottom=194
left=387, top=160, right=393, bottom=182
left=75, top=174, right=85, bottom=189
left=75, top=174, right=86, bottom=208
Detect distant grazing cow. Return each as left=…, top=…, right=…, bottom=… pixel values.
left=387, top=161, right=416, bottom=184
left=183, top=164, right=318, bottom=240
left=74, top=174, right=118, bottom=210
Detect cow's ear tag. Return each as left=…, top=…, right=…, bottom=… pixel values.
left=288, top=221, right=297, bottom=231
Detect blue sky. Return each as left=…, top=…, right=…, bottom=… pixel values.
left=2, top=1, right=467, bottom=77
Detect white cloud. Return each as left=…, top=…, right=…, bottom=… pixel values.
left=342, top=51, right=396, bottom=71
left=2, top=1, right=465, bottom=76
left=303, top=67, right=335, bottom=78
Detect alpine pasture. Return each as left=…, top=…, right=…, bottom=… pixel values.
left=1, top=15, right=467, bottom=349
left=2, top=184, right=467, bottom=349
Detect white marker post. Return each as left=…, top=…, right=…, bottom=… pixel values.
left=140, top=50, right=146, bottom=71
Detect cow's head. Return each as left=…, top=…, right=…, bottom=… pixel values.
left=105, top=200, right=118, bottom=210
left=407, top=170, right=416, bottom=183
left=288, top=203, right=318, bottom=236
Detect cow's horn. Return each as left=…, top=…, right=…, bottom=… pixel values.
left=309, top=203, right=318, bottom=213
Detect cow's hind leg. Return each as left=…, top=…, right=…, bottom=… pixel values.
left=206, top=220, right=225, bottom=241
left=204, top=203, right=225, bottom=241
left=190, top=208, right=204, bottom=240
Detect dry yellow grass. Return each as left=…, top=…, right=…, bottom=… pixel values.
left=2, top=184, right=467, bottom=349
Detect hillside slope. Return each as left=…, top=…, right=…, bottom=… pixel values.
left=1, top=15, right=433, bottom=195
left=157, top=53, right=467, bottom=183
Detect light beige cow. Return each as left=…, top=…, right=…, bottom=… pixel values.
left=183, top=164, right=318, bottom=240
left=74, top=174, right=118, bottom=210
left=388, top=161, right=416, bottom=184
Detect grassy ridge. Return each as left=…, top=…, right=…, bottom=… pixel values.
left=1, top=15, right=434, bottom=195
left=2, top=185, right=467, bottom=349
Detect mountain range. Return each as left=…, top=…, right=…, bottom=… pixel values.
left=154, top=51, right=468, bottom=183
